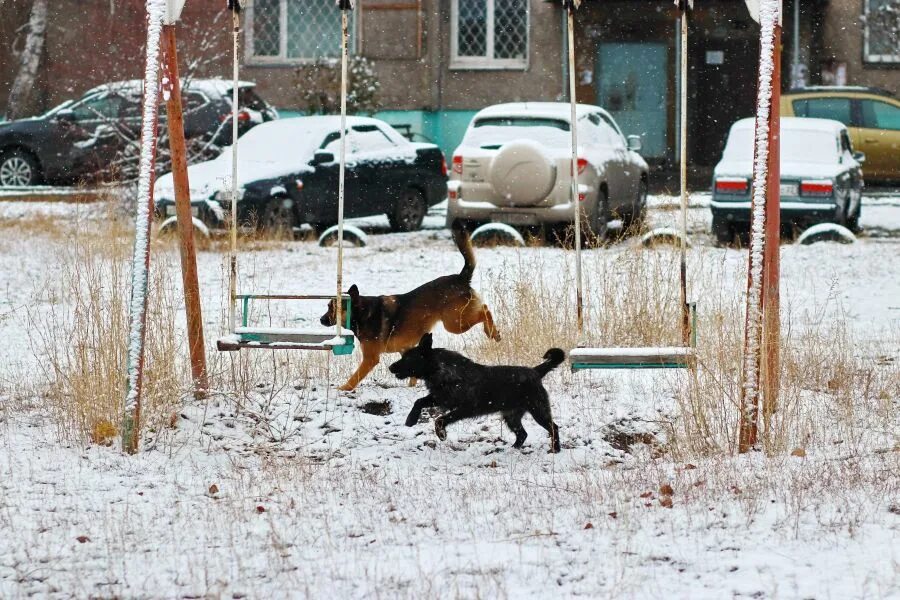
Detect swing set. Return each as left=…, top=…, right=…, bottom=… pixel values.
left=125, top=0, right=781, bottom=454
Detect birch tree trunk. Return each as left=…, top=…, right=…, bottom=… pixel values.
left=5, top=0, right=49, bottom=121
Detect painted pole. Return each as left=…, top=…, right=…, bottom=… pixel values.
left=335, top=0, right=354, bottom=338
left=228, top=1, right=241, bottom=334
left=762, top=19, right=782, bottom=434
left=123, top=0, right=167, bottom=454
left=161, top=25, right=209, bottom=398
left=564, top=0, right=582, bottom=336
left=677, top=0, right=692, bottom=346
left=739, top=0, right=781, bottom=454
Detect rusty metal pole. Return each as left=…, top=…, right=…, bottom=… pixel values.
left=161, top=25, right=209, bottom=397
left=739, top=0, right=781, bottom=454
left=762, top=21, right=782, bottom=435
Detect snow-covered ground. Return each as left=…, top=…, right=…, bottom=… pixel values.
left=1, top=196, right=898, bottom=598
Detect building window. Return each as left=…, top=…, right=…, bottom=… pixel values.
left=452, top=0, right=529, bottom=69
left=864, top=0, right=900, bottom=64
left=247, top=0, right=355, bottom=64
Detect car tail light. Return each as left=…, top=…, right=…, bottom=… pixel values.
left=448, top=189, right=458, bottom=200
left=577, top=157, right=588, bottom=175
left=440, top=156, right=448, bottom=177
left=452, top=155, right=463, bottom=175
left=219, top=110, right=252, bottom=123
left=578, top=192, right=585, bottom=202
left=295, top=179, right=304, bottom=191
left=715, top=177, right=749, bottom=194
left=800, top=180, right=833, bottom=196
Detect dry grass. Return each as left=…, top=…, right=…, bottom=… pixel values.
left=25, top=225, right=189, bottom=445
left=469, top=244, right=899, bottom=458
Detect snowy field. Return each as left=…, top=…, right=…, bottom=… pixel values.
left=0, top=196, right=898, bottom=598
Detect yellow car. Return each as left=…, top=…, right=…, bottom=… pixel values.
left=781, top=86, right=900, bottom=183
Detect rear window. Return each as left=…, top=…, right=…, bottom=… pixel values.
left=234, top=86, right=269, bottom=111
left=722, top=127, right=840, bottom=164
left=473, top=117, right=569, bottom=131
left=465, top=116, right=571, bottom=148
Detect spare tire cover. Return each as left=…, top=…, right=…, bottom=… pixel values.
left=489, top=139, right=556, bottom=206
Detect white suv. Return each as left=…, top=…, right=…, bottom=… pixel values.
left=446, top=102, right=649, bottom=235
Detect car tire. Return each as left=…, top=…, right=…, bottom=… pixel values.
left=389, top=188, right=426, bottom=232
left=0, top=149, right=41, bottom=187
left=712, top=214, right=733, bottom=246
left=624, top=179, right=648, bottom=234
left=261, top=197, right=296, bottom=238
left=585, top=188, right=610, bottom=245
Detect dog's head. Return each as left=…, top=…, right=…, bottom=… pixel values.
left=320, top=284, right=360, bottom=327
left=388, top=333, right=434, bottom=380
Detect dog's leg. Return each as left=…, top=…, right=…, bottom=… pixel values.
left=433, top=407, right=476, bottom=442
left=338, top=344, right=381, bottom=391
left=405, top=394, right=437, bottom=426
left=529, top=402, right=561, bottom=453
left=503, top=410, right=528, bottom=449
left=480, top=304, right=501, bottom=341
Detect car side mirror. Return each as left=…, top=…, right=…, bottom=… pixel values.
left=852, top=151, right=866, bottom=164
left=310, top=150, right=334, bottom=166
left=626, top=135, right=642, bottom=152
left=55, top=108, right=76, bottom=123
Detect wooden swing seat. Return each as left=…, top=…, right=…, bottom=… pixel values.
left=569, top=346, right=694, bottom=370
left=217, top=294, right=355, bottom=356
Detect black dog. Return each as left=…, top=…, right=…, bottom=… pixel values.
left=388, top=334, right=565, bottom=453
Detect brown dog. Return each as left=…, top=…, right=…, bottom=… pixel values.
left=320, top=223, right=500, bottom=391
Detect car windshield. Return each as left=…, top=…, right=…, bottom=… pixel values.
left=465, top=116, right=571, bottom=148
left=722, top=127, right=840, bottom=164
left=40, top=100, right=75, bottom=117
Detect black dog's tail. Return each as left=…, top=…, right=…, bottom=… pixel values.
left=534, top=348, right=566, bottom=378
left=451, top=220, right=476, bottom=282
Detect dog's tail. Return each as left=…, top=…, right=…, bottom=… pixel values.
left=534, top=348, right=566, bottom=378
left=451, top=220, right=476, bottom=282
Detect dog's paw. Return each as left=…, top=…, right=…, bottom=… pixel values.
left=337, top=383, right=356, bottom=392
left=404, top=412, right=420, bottom=427
left=434, top=418, right=447, bottom=441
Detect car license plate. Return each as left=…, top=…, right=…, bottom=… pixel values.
left=494, top=212, right=535, bottom=226
left=780, top=183, right=798, bottom=197
left=165, top=205, right=199, bottom=217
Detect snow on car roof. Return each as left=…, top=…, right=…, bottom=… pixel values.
left=473, top=102, right=609, bottom=123
left=730, top=116, right=846, bottom=134
left=84, top=78, right=256, bottom=98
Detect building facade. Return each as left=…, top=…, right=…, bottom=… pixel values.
left=1, top=0, right=897, bottom=171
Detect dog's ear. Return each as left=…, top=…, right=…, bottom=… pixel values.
left=418, top=333, right=433, bottom=350
left=347, top=284, right=359, bottom=299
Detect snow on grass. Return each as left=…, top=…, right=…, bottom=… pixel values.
left=0, top=198, right=898, bottom=597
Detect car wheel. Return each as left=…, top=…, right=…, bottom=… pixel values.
left=0, top=149, right=41, bottom=187
left=585, top=188, right=610, bottom=245
left=261, top=197, right=296, bottom=238
left=712, top=214, right=733, bottom=246
left=389, top=188, right=426, bottom=232
left=624, top=179, right=648, bottom=234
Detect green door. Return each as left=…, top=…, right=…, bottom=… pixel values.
left=595, top=43, right=668, bottom=159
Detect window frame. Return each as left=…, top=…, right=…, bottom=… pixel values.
left=863, top=0, right=900, bottom=64
left=450, top=0, right=530, bottom=70
left=245, top=0, right=356, bottom=66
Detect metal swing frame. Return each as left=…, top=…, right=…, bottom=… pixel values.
left=216, top=1, right=356, bottom=356
left=567, top=0, right=697, bottom=372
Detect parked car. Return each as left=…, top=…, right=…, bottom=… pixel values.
left=781, top=86, right=900, bottom=182
left=446, top=102, right=649, bottom=236
left=0, top=79, right=277, bottom=187
left=710, top=117, right=865, bottom=243
left=153, top=116, right=448, bottom=233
